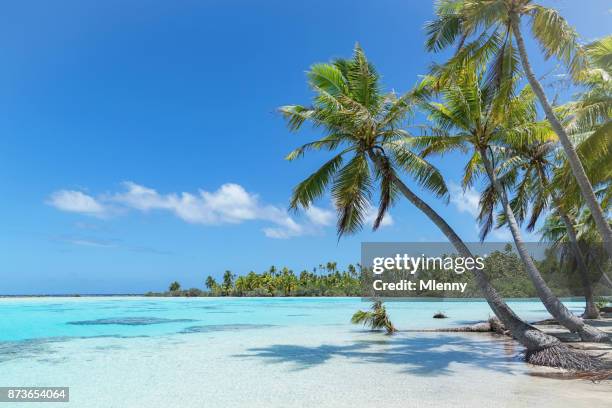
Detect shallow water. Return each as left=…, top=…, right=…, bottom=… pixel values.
left=0, top=297, right=609, bottom=407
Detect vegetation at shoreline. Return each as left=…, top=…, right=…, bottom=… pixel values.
left=149, top=262, right=361, bottom=297
left=150, top=245, right=611, bottom=299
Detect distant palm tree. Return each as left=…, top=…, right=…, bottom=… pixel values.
left=169, top=281, right=181, bottom=292
left=351, top=300, right=397, bottom=334
left=415, top=62, right=607, bottom=341
left=222, top=270, right=235, bottom=296
left=425, top=0, right=612, bottom=258
left=279, top=44, right=600, bottom=368
left=205, top=276, right=217, bottom=291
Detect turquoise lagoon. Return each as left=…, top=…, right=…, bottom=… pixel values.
left=0, top=297, right=609, bottom=407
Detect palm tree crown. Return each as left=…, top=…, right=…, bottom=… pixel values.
left=280, top=44, right=447, bottom=236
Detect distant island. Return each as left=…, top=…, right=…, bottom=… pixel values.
left=146, top=245, right=610, bottom=302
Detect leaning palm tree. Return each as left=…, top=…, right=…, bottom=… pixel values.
left=539, top=212, right=609, bottom=319
left=351, top=300, right=397, bottom=335
left=415, top=63, right=608, bottom=341
left=425, top=0, right=612, bottom=258
left=280, top=44, right=603, bottom=368
left=478, top=140, right=602, bottom=318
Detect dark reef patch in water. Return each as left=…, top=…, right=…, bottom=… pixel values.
left=0, top=338, right=63, bottom=364
left=179, top=324, right=277, bottom=334
left=0, top=334, right=149, bottom=364
left=67, top=317, right=197, bottom=326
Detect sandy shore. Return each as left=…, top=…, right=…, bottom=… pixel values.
left=2, top=328, right=610, bottom=407
left=1, top=298, right=610, bottom=407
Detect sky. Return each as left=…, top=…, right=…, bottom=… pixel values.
left=0, top=0, right=610, bottom=294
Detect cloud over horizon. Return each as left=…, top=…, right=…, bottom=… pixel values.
left=47, top=182, right=392, bottom=239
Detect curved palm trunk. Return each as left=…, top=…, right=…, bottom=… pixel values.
left=479, top=147, right=607, bottom=342
left=552, top=197, right=600, bottom=319
left=511, top=19, right=612, bottom=259
left=366, top=153, right=569, bottom=356
left=538, top=167, right=600, bottom=319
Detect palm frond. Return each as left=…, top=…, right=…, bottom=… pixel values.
left=346, top=43, right=381, bottom=110
left=332, top=153, right=373, bottom=237
left=425, top=0, right=465, bottom=52
left=290, top=153, right=345, bottom=210
left=391, top=144, right=448, bottom=198
left=528, top=5, right=587, bottom=81
left=372, top=154, right=399, bottom=230
left=285, top=134, right=348, bottom=161
left=307, top=63, right=349, bottom=97
left=278, top=105, right=315, bottom=131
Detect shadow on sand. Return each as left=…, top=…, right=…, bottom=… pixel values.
left=234, top=333, right=520, bottom=375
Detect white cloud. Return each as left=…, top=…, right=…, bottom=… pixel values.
left=48, top=182, right=396, bottom=239
left=47, top=190, right=108, bottom=216
left=364, top=204, right=394, bottom=227
left=112, top=182, right=304, bottom=237
left=49, top=182, right=317, bottom=239
left=448, top=182, right=480, bottom=218
left=305, top=206, right=335, bottom=227
left=65, top=237, right=116, bottom=248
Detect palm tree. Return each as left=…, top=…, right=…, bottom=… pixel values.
left=478, top=140, right=602, bottom=318
left=351, top=300, right=397, bottom=334
left=205, top=275, right=217, bottom=291
left=425, top=0, right=612, bottom=258
left=169, top=281, right=181, bottom=292
left=222, top=270, right=235, bottom=296
left=539, top=213, right=603, bottom=319
left=415, top=62, right=607, bottom=341
left=558, top=36, right=612, bottom=210
left=280, top=44, right=602, bottom=368
left=565, top=36, right=611, bottom=133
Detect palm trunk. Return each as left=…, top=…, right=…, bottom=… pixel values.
left=364, top=152, right=596, bottom=365
left=511, top=18, right=612, bottom=259
left=537, top=165, right=600, bottom=319
left=479, top=147, right=607, bottom=342
left=551, top=197, right=600, bottom=319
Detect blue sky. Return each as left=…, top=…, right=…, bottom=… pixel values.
left=0, top=0, right=610, bottom=294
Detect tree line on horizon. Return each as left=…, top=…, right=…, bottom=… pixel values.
left=153, top=244, right=610, bottom=300
left=277, top=0, right=611, bottom=370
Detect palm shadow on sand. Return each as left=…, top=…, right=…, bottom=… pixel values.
left=234, top=334, right=520, bottom=376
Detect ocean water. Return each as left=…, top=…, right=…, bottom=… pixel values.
left=0, top=297, right=609, bottom=407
